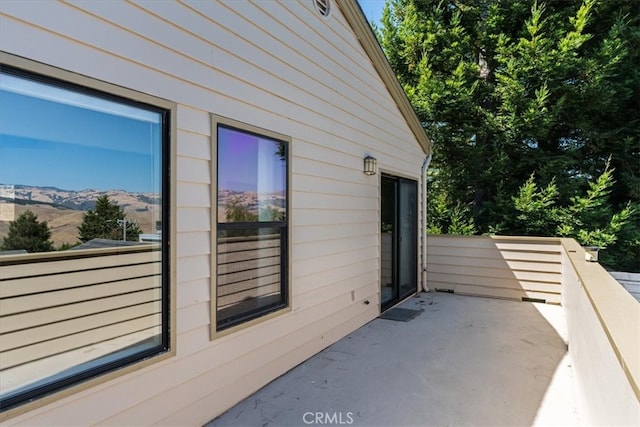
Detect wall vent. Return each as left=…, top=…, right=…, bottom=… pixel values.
left=313, top=0, right=331, bottom=17
left=522, top=297, right=546, bottom=304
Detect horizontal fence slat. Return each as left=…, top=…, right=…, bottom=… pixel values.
left=217, top=236, right=280, bottom=253
left=217, top=254, right=280, bottom=275
left=1, top=278, right=161, bottom=316
left=1, top=314, right=162, bottom=370
left=218, top=274, right=280, bottom=297
left=217, top=246, right=280, bottom=264
left=217, top=285, right=281, bottom=309
left=428, top=278, right=561, bottom=294
left=0, top=327, right=159, bottom=398
left=428, top=263, right=561, bottom=283
left=1, top=261, right=161, bottom=298
left=0, top=249, right=161, bottom=280
left=453, top=283, right=562, bottom=304
left=0, top=289, right=162, bottom=334
left=427, top=255, right=561, bottom=273
left=428, top=271, right=561, bottom=292
left=215, top=234, right=284, bottom=315
left=493, top=243, right=562, bottom=253
left=426, top=246, right=561, bottom=262
left=427, top=235, right=561, bottom=251
left=429, top=281, right=560, bottom=304
left=1, top=301, right=162, bottom=351
left=217, top=265, right=280, bottom=286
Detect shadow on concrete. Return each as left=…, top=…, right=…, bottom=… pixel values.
left=207, top=293, right=572, bottom=427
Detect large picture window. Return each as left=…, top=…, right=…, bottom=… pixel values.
left=214, top=119, right=288, bottom=332
left=0, top=58, right=173, bottom=413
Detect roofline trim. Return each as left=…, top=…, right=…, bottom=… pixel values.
left=336, top=0, right=432, bottom=155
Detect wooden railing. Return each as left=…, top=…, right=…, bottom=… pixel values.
left=560, top=239, right=640, bottom=424
left=427, top=235, right=562, bottom=304
left=0, top=245, right=162, bottom=395
left=426, top=234, right=639, bottom=423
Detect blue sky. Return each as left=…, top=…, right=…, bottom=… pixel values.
left=0, top=73, right=162, bottom=194
left=358, top=0, right=387, bottom=26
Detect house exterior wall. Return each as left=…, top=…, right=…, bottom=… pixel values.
left=0, top=1, right=426, bottom=424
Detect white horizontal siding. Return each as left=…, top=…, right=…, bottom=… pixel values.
left=293, top=174, right=375, bottom=198
left=176, top=278, right=210, bottom=310
left=176, top=255, right=210, bottom=284
left=176, top=208, right=210, bottom=233
left=294, top=248, right=378, bottom=281
left=176, top=183, right=210, bottom=208
left=177, top=301, right=209, bottom=335
left=176, top=231, right=210, bottom=258
left=176, top=157, right=210, bottom=185
left=292, top=209, right=379, bottom=227
left=293, top=223, right=377, bottom=243
left=293, top=192, right=378, bottom=211
left=292, top=234, right=378, bottom=261
left=176, top=130, right=211, bottom=161
left=0, top=0, right=425, bottom=424
left=295, top=263, right=379, bottom=300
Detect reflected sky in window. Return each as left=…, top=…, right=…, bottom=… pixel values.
left=217, top=126, right=286, bottom=223
left=0, top=73, right=162, bottom=193
left=218, top=126, right=286, bottom=194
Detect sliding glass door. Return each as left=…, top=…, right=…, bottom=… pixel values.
left=381, top=175, right=418, bottom=311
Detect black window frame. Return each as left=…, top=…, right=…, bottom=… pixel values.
left=0, top=61, right=173, bottom=413
left=214, top=121, right=289, bottom=332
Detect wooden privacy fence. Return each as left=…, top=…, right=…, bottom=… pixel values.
left=426, top=235, right=562, bottom=304
left=0, top=246, right=162, bottom=377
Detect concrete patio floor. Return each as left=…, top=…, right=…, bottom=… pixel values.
left=207, top=292, right=578, bottom=427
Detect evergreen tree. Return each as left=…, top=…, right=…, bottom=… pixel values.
left=379, top=0, right=639, bottom=270
left=78, top=195, right=142, bottom=242
left=1, top=210, right=54, bottom=253
left=379, top=0, right=639, bottom=226
left=507, top=161, right=640, bottom=271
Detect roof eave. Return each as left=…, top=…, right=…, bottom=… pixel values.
left=336, top=0, right=432, bottom=155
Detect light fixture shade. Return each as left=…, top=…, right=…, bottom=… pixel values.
left=364, top=155, right=377, bottom=175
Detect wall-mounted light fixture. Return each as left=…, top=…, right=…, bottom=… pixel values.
left=363, top=156, right=377, bottom=175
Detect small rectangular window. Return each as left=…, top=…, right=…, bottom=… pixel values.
left=214, top=119, right=289, bottom=332
left=0, top=59, right=173, bottom=413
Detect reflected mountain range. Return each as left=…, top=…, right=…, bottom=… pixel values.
left=0, top=184, right=160, bottom=246
left=0, top=184, right=160, bottom=211
left=217, top=189, right=286, bottom=222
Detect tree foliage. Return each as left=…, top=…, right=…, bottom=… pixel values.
left=1, top=210, right=54, bottom=253
left=225, top=196, right=259, bottom=223
left=426, top=174, right=477, bottom=235
left=78, top=195, right=141, bottom=242
left=505, top=161, right=639, bottom=270
left=379, top=0, right=640, bottom=270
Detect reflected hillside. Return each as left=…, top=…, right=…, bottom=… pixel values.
left=217, top=189, right=286, bottom=223
left=0, top=184, right=160, bottom=247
